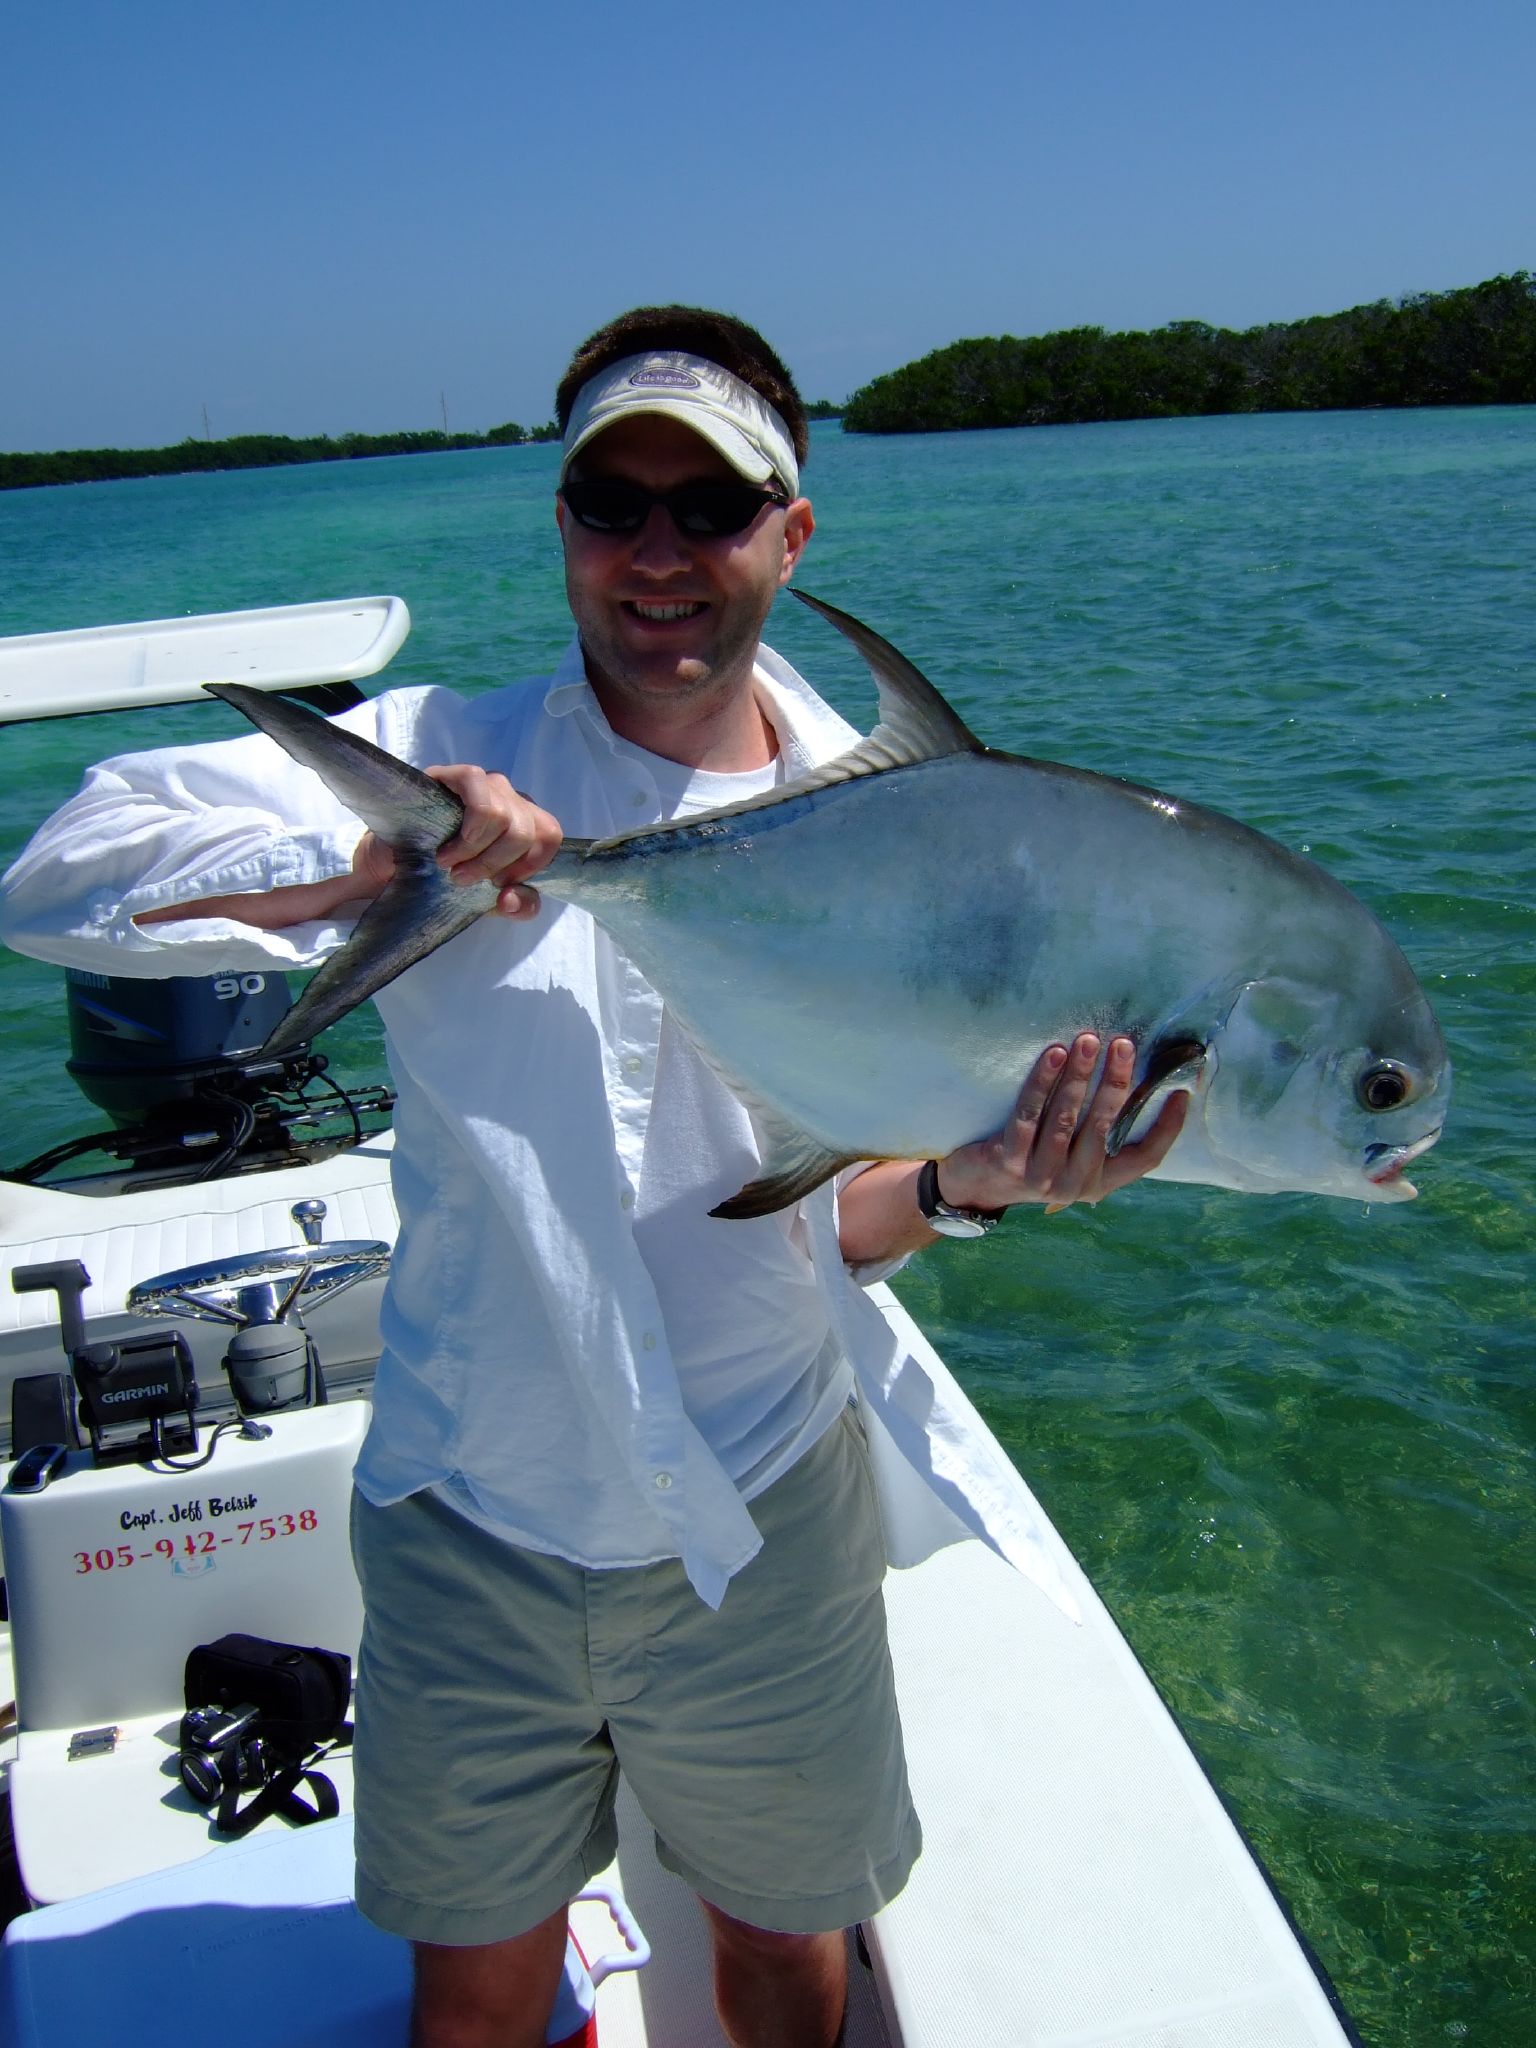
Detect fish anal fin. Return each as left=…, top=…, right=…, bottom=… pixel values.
left=1106, top=1034, right=1208, bottom=1156
left=710, top=1122, right=862, bottom=1220
left=260, top=858, right=495, bottom=1055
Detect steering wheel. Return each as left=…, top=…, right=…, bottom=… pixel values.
left=126, top=1240, right=392, bottom=1328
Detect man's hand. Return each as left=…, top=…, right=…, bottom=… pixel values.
left=836, top=1033, right=1190, bottom=1265
left=418, top=765, right=563, bottom=918
left=135, top=768, right=562, bottom=932
left=935, top=1032, right=1188, bottom=1216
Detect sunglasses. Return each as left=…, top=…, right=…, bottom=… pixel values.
left=560, top=477, right=789, bottom=539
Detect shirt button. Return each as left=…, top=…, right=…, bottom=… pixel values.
left=631, top=790, right=648, bottom=808
left=642, top=1331, right=658, bottom=1352
left=620, top=1189, right=635, bottom=1211
left=623, top=1055, right=642, bottom=1075
left=653, top=1472, right=674, bottom=1490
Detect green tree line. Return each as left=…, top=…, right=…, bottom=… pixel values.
left=842, top=273, right=1536, bottom=434
left=0, top=421, right=564, bottom=492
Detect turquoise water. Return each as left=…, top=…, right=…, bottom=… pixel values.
left=2, top=410, right=1533, bottom=2041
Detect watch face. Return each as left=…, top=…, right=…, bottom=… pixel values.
left=917, top=1158, right=998, bottom=1238
left=926, top=1208, right=991, bottom=1239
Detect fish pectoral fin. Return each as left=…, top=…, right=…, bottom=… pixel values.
left=206, top=682, right=465, bottom=857
left=711, top=1121, right=861, bottom=1220
left=1106, top=1034, right=1208, bottom=1156
left=793, top=591, right=985, bottom=766
left=259, top=859, right=496, bottom=1054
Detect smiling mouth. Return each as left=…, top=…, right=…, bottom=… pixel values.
left=625, top=601, right=706, bottom=622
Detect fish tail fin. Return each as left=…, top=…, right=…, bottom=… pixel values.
left=206, top=682, right=465, bottom=857
left=260, top=860, right=492, bottom=1055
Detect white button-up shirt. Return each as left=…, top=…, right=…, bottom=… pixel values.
left=1, top=638, right=1077, bottom=1617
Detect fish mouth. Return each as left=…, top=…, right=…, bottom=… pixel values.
left=1364, top=1129, right=1443, bottom=1198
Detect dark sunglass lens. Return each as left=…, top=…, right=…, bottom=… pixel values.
left=564, top=480, right=783, bottom=537
left=563, top=481, right=648, bottom=532
left=672, top=486, right=775, bottom=537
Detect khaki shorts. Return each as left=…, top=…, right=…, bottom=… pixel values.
left=350, top=1408, right=920, bottom=1945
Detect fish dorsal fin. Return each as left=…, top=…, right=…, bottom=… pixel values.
left=577, top=593, right=984, bottom=859
left=792, top=589, right=985, bottom=766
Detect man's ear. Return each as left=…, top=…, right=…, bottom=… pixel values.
left=779, top=498, right=815, bottom=585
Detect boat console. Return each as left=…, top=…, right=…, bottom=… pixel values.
left=2, top=1213, right=384, bottom=1906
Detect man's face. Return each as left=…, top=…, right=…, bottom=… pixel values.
left=556, top=414, right=813, bottom=743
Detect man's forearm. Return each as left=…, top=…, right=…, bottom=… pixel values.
left=837, top=1159, right=942, bottom=1265
left=134, top=870, right=373, bottom=932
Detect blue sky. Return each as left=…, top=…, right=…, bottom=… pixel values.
left=2, top=0, right=1531, bottom=451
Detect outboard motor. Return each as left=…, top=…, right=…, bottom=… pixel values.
left=65, top=966, right=295, bottom=1125
left=4, top=970, right=393, bottom=1190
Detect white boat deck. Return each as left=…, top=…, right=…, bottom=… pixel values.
left=0, top=1160, right=1353, bottom=2046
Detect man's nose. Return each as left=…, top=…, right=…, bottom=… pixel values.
left=628, top=502, right=691, bottom=571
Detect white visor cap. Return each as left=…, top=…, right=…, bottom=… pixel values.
left=561, top=351, right=800, bottom=497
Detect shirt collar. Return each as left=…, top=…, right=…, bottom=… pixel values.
left=539, top=632, right=856, bottom=776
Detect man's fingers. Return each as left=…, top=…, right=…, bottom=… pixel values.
left=1073, top=1035, right=1137, bottom=1153
left=1043, top=1036, right=1141, bottom=1203
left=1104, top=1088, right=1190, bottom=1183
left=424, top=766, right=562, bottom=893
left=931, top=1033, right=1191, bottom=1221
left=495, top=883, right=542, bottom=921
left=1007, top=1043, right=1068, bottom=1138
left=1003, top=1032, right=1102, bottom=1179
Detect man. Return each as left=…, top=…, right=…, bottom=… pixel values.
left=0, top=306, right=1185, bottom=2048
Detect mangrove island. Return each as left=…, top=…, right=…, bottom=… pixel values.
left=842, top=272, right=1536, bottom=435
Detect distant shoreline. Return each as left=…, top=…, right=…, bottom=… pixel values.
left=843, top=273, right=1536, bottom=435
left=2, top=398, right=849, bottom=494
left=0, top=423, right=564, bottom=494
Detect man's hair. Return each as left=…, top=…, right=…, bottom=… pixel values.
left=555, top=305, right=810, bottom=467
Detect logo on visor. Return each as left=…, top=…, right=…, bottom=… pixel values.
left=629, top=370, right=702, bottom=390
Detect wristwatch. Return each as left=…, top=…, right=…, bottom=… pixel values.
left=916, top=1159, right=1007, bottom=1240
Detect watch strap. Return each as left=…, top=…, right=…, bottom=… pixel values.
left=916, top=1158, right=1008, bottom=1237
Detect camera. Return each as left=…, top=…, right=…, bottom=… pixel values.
left=177, top=1636, right=351, bottom=1836
left=177, top=1702, right=269, bottom=1806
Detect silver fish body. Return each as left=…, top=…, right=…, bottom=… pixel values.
left=208, top=594, right=1449, bottom=1215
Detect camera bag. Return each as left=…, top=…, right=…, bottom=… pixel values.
left=184, top=1633, right=351, bottom=1757
left=183, top=1633, right=352, bottom=1837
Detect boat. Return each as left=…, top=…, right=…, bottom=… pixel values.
left=0, top=600, right=1361, bottom=2045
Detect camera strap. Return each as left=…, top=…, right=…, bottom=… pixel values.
left=214, top=1751, right=341, bottom=1839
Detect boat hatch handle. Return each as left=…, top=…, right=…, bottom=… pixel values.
left=125, top=1240, right=392, bottom=1327
left=6, top=1443, right=69, bottom=1494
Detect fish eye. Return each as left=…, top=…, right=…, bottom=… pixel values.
left=1358, top=1061, right=1411, bottom=1112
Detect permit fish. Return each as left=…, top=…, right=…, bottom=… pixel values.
left=206, top=592, right=1450, bottom=1214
